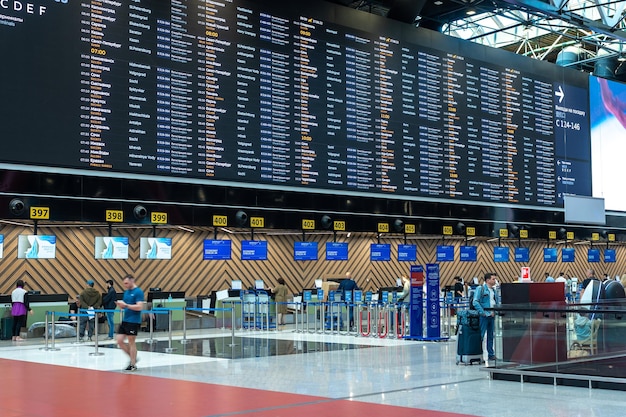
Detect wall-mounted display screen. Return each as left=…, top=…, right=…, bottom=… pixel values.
left=326, top=242, right=348, bottom=261
left=203, top=239, right=232, bottom=260
left=460, top=246, right=477, bottom=262
left=294, top=242, right=318, bottom=261
left=436, top=245, right=454, bottom=262
left=587, top=248, right=600, bottom=263
left=543, top=247, right=557, bottom=262
left=94, top=236, right=129, bottom=259
left=17, top=235, right=56, bottom=259
left=397, top=244, right=417, bottom=262
left=140, top=237, right=172, bottom=259
left=590, top=76, right=626, bottom=211
left=562, top=247, right=575, bottom=263
left=241, top=240, right=267, bottom=260
left=0, top=0, right=590, bottom=210
left=514, top=247, right=529, bottom=262
left=370, top=244, right=391, bottom=261
left=605, top=249, right=616, bottom=263
left=493, top=247, right=509, bottom=262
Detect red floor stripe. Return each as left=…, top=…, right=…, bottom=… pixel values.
left=0, top=359, right=476, bottom=417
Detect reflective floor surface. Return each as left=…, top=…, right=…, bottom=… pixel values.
left=0, top=327, right=624, bottom=417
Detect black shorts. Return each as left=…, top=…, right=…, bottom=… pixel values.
left=118, top=322, right=140, bottom=336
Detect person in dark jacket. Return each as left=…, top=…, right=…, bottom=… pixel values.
left=338, top=272, right=359, bottom=328
left=102, top=279, right=117, bottom=339
left=79, top=280, right=102, bottom=341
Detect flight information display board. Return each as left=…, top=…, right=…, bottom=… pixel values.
left=0, top=0, right=590, bottom=208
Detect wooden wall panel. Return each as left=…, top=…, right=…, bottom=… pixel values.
left=0, top=224, right=623, bottom=297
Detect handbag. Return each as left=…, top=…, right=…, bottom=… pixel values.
left=568, top=342, right=589, bottom=358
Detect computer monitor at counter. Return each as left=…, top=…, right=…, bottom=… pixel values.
left=147, top=291, right=185, bottom=302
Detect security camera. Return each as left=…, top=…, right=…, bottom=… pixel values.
left=320, top=215, right=332, bottom=229
left=9, top=199, right=25, bottom=216
left=393, top=219, right=405, bottom=233
left=133, top=205, right=147, bottom=220
left=235, top=210, right=248, bottom=227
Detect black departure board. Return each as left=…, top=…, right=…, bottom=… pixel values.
left=0, top=0, right=591, bottom=208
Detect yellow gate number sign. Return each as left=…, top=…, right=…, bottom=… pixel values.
left=105, top=210, right=123, bottom=223
left=302, top=219, right=315, bottom=230
left=151, top=212, right=168, bottom=224
left=30, top=206, right=50, bottom=220
left=213, top=215, right=228, bottom=227
left=250, top=217, right=264, bottom=228
left=333, top=220, right=346, bottom=231
left=377, top=223, right=389, bottom=233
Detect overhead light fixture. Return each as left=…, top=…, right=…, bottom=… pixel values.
left=434, top=0, right=443, bottom=4
left=466, top=9, right=476, bottom=15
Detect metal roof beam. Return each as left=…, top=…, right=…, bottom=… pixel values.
left=499, top=0, right=626, bottom=41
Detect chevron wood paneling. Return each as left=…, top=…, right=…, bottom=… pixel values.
left=0, top=224, right=624, bottom=297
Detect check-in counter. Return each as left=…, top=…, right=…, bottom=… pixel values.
left=26, top=294, right=70, bottom=324
left=147, top=291, right=186, bottom=329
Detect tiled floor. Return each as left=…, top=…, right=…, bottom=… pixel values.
left=0, top=327, right=624, bottom=417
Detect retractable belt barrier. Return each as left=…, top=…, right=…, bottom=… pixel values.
left=41, top=305, right=237, bottom=354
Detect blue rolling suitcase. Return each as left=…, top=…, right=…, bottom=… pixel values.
left=456, top=310, right=483, bottom=365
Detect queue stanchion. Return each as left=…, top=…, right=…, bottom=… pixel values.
left=49, top=311, right=61, bottom=351
left=228, top=305, right=237, bottom=347
left=377, top=304, right=389, bottom=338
left=41, top=311, right=50, bottom=350
left=72, top=312, right=82, bottom=344
left=89, top=309, right=104, bottom=356
left=164, top=308, right=177, bottom=353
left=387, top=304, right=397, bottom=340
left=359, top=303, right=370, bottom=337
left=221, top=303, right=226, bottom=330
left=145, top=310, right=156, bottom=344
left=180, top=306, right=190, bottom=344
left=339, top=301, right=350, bottom=335
left=316, top=289, right=325, bottom=334
left=395, top=304, right=406, bottom=339
left=294, top=301, right=301, bottom=333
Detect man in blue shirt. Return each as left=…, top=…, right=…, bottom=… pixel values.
left=472, top=272, right=500, bottom=361
left=115, top=274, right=145, bottom=372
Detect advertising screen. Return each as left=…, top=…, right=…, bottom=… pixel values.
left=140, top=237, right=172, bottom=260
left=94, top=236, right=129, bottom=259
left=18, top=235, right=56, bottom=259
